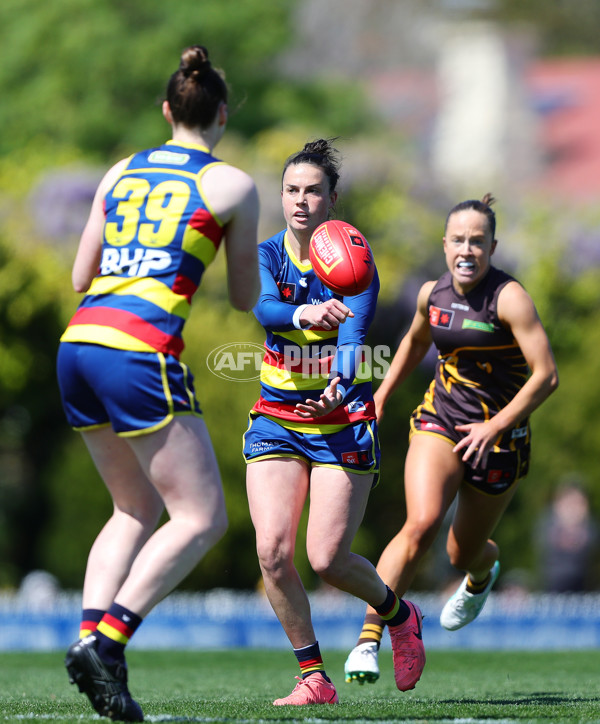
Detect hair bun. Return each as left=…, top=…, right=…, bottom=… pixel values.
left=179, top=45, right=211, bottom=79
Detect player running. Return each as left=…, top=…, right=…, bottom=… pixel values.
left=345, top=194, right=558, bottom=684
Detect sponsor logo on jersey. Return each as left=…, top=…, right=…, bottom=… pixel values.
left=462, top=319, right=494, bottom=332
left=511, top=425, right=528, bottom=439
left=148, top=150, right=190, bottom=165
left=278, top=282, right=296, bottom=302
left=451, top=302, right=470, bottom=311
left=342, top=450, right=370, bottom=466
left=100, top=248, right=171, bottom=277
left=347, top=400, right=367, bottom=413
left=299, top=277, right=308, bottom=287
left=429, top=306, right=454, bottom=328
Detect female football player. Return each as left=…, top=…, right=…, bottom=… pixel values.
left=57, top=45, right=260, bottom=721
left=344, top=194, right=558, bottom=684
left=243, top=138, right=425, bottom=706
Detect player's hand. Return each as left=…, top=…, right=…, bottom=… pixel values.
left=294, top=377, right=343, bottom=418
left=373, top=391, right=385, bottom=422
left=453, top=421, right=499, bottom=468
left=299, top=300, right=354, bottom=330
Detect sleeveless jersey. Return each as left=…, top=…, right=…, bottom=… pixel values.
left=413, top=266, right=530, bottom=450
left=60, top=140, right=225, bottom=359
left=251, top=230, right=379, bottom=432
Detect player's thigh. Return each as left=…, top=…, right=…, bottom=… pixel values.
left=450, top=478, right=521, bottom=554
left=404, top=433, right=463, bottom=528
left=246, top=458, right=310, bottom=549
left=80, top=426, right=163, bottom=521
left=127, top=416, right=224, bottom=519
left=306, top=467, right=373, bottom=558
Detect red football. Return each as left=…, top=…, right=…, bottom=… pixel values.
left=309, top=220, right=375, bottom=296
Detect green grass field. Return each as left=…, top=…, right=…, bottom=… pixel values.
left=0, top=649, right=598, bottom=722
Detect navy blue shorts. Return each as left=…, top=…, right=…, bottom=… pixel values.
left=57, top=342, right=202, bottom=436
left=243, top=412, right=380, bottom=485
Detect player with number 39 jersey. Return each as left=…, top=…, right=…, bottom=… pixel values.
left=60, top=140, right=225, bottom=359
left=56, top=45, right=260, bottom=722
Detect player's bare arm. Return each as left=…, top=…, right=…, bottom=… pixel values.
left=454, top=281, right=559, bottom=466
left=71, top=159, right=129, bottom=293
left=374, top=281, right=434, bottom=419
left=203, top=164, right=261, bottom=312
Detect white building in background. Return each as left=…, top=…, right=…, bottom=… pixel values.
left=430, top=20, right=539, bottom=195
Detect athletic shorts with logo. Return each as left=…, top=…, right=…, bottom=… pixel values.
left=410, top=415, right=529, bottom=496
left=243, top=413, right=380, bottom=485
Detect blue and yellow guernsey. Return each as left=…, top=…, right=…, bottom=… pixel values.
left=60, top=141, right=225, bottom=358
left=251, top=230, right=379, bottom=433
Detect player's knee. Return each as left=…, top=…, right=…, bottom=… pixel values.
left=403, top=518, right=440, bottom=555
left=188, top=508, right=229, bottom=551
left=255, top=538, right=294, bottom=581
left=446, top=540, right=471, bottom=570
left=308, top=549, right=346, bottom=585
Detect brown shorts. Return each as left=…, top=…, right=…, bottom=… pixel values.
left=463, top=446, right=530, bottom=495
left=410, top=416, right=530, bottom=496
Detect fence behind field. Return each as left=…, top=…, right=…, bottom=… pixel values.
left=2, top=589, right=600, bottom=651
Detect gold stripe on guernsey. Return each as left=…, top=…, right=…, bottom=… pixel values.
left=261, top=413, right=347, bottom=435
left=284, top=232, right=312, bottom=273
left=260, top=365, right=328, bottom=391
left=88, top=276, right=190, bottom=318
left=60, top=325, right=157, bottom=352
left=181, top=224, right=219, bottom=267
left=261, top=360, right=372, bottom=391
left=277, top=328, right=338, bottom=345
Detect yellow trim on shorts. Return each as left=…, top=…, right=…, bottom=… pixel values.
left=409, top=428, right=455, bottom=446
left=244, top=452, right=309, bottom=465
left=73, top=421, right=112, bottom=433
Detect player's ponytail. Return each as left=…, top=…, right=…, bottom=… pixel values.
left=166, top=45, right=228, bottom=129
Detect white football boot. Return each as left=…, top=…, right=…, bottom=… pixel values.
left=344, top=642, right=380, bottom=684
left=440, top=561, right=500, bottom=631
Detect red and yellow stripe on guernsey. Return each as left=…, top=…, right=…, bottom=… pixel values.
left=183, top=206, right=223, bottom=265
left=96, top=614, right=135, bottom=645
left=61, top=307, right=184, bottom=358
left=252, top=397, right=375, bottom=429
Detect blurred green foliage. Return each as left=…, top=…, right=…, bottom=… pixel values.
left=0, top=0, right=599, bottom=596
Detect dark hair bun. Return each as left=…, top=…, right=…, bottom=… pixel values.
left=179, top=45, right=211, bottom=80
